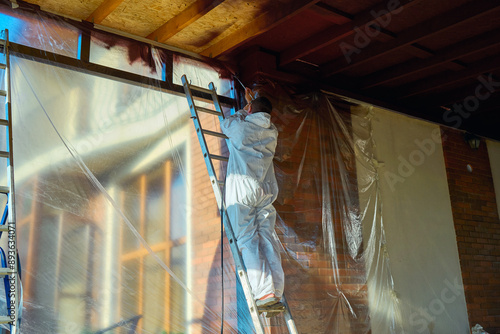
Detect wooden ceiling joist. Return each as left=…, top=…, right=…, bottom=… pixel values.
left=147, top=0, right=223, bottom=43
left=361, top=27, right=500, bottom=89
left=308, top=2, right=353, bottom=23
left=279, top=0, right=420, bottom=66
left=200, top=0, right=321, bottom=58
left=397, top=55, right=500, bottom=99
left=86, top=0, right=125, bottom=24
left=426, top=79, right=500, bottom=108
left=468, top=94, right=500, bottom=116
left=321, top=0, right=500, bottom=77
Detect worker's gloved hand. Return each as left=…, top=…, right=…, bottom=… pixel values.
left=245, top=87, right=254, bottom=103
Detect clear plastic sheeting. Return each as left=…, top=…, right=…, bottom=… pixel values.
left=1, top=2, right=470, bottom=334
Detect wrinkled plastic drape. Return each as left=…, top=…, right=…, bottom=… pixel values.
left=0, top=3, right=409, bottom=334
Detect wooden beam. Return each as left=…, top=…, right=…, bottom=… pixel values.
left=423, top=77, right=500, bottom=108
left=200, top=0, right=321, bottom=58
left=397, top=55, right=500, bottom=99
left=361, top=27, right=500, bottom=89
left=279, top=0, right=421, bottom=66
left=321, top=0, right=500, bottom=77
left=86, top=0, right=125, bottom=24
left=147, top=0, right=223, bottom=43
left=308, top=2, right=353, bottom=24
left=471, top=96, right=500, bottom=116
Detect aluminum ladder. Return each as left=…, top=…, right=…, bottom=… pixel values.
left=181, top=74, right=298, bottom=334
left=0, top=29, right=21, bottom=333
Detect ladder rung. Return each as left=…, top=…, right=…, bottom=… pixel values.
left=202, top=129, right=228, bottom=139
left=0, top=268, right=15, bottom=276
left=0, top=225, right=8, bottom=232
left=196, top=106, right=221, bottom=116
left=0, top=186, right=9, bottom=194
left=0, top=316, right=12, bottom=324
left=0, top=63, right=6, bottom=70
left=0, top=90, right=6, bottom=97
left=209, top=154, right=228, bottom=162
left=0, top=151, right=9, bottom=158
left=0, top=119, right=8, bottom=126
left=188, top=84, right=213, bottom=95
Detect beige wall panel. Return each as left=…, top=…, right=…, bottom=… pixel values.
left=486, top=140, right=500, bottom=218
left=354, top=107, right=470, bottom=334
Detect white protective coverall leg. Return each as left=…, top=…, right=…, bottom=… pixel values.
left=225, top=192, right=284, bottom=299
left=221, top=109, right=284, bottom=300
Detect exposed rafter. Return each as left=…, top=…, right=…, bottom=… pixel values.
left=396, top=55, right=500, bottom=99
left=360, top=27, right=500, bottom=89
left=308, top=2, right=353, bottom=24
left=279, top=0, right=421, bottom=66
left=147, top=0, right=223, bottom=43
left=86, top=0, right=125, bottom=24
left=468, top=94, right=500, bottom=116
left=199, top=0, right=321, bottom=58
left=424, top=78, right=500, bottom=108
left=321, top=0, right=500, bottom=77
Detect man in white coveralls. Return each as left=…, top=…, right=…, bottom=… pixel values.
left=220, top=88, right=284, bottom=308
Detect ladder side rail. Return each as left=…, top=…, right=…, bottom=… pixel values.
left=182, top=76, right=223, bottom=206
left=221, top=208, right=266, bottom=334
left=281, top=295, right=298, bottom=334
left=208, top=82, right=230, bottom=149
left=3, top=28, right=19, bottom=334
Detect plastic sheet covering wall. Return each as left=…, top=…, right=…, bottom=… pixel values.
left=0, top=2, right=470, bottom=334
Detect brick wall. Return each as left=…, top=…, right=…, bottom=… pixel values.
left=441, top=127, right=500, bottom=333
left=272, top=96, right=369, bottom=334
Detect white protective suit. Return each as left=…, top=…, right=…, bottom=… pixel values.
left=220, top=109, right=284, bottom=300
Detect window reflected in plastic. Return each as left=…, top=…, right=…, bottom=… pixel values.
left=0, top=7, right=79, bottom=57
left=90, top=31, right=165, bottom=81
left=173, top=54, right=234, bottom=98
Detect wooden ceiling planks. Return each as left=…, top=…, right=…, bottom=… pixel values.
left=26, top=0, right=101, bottom=19
left=396, top=54, right=500, bottom=99
left=199, top=0, right=321, bottom=58
left=167, top=0, right=274, bottom=54
left=98, top=0, right=193, bottom=37
left=279, top=0, right=422, bottom=66
left=320, top=0, right=500, bottom=77
left=360, top=27, right=500, bottom=89
left=146, top=0, right=224, bottom=43
left=86, top=0, right=125, bottom=23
